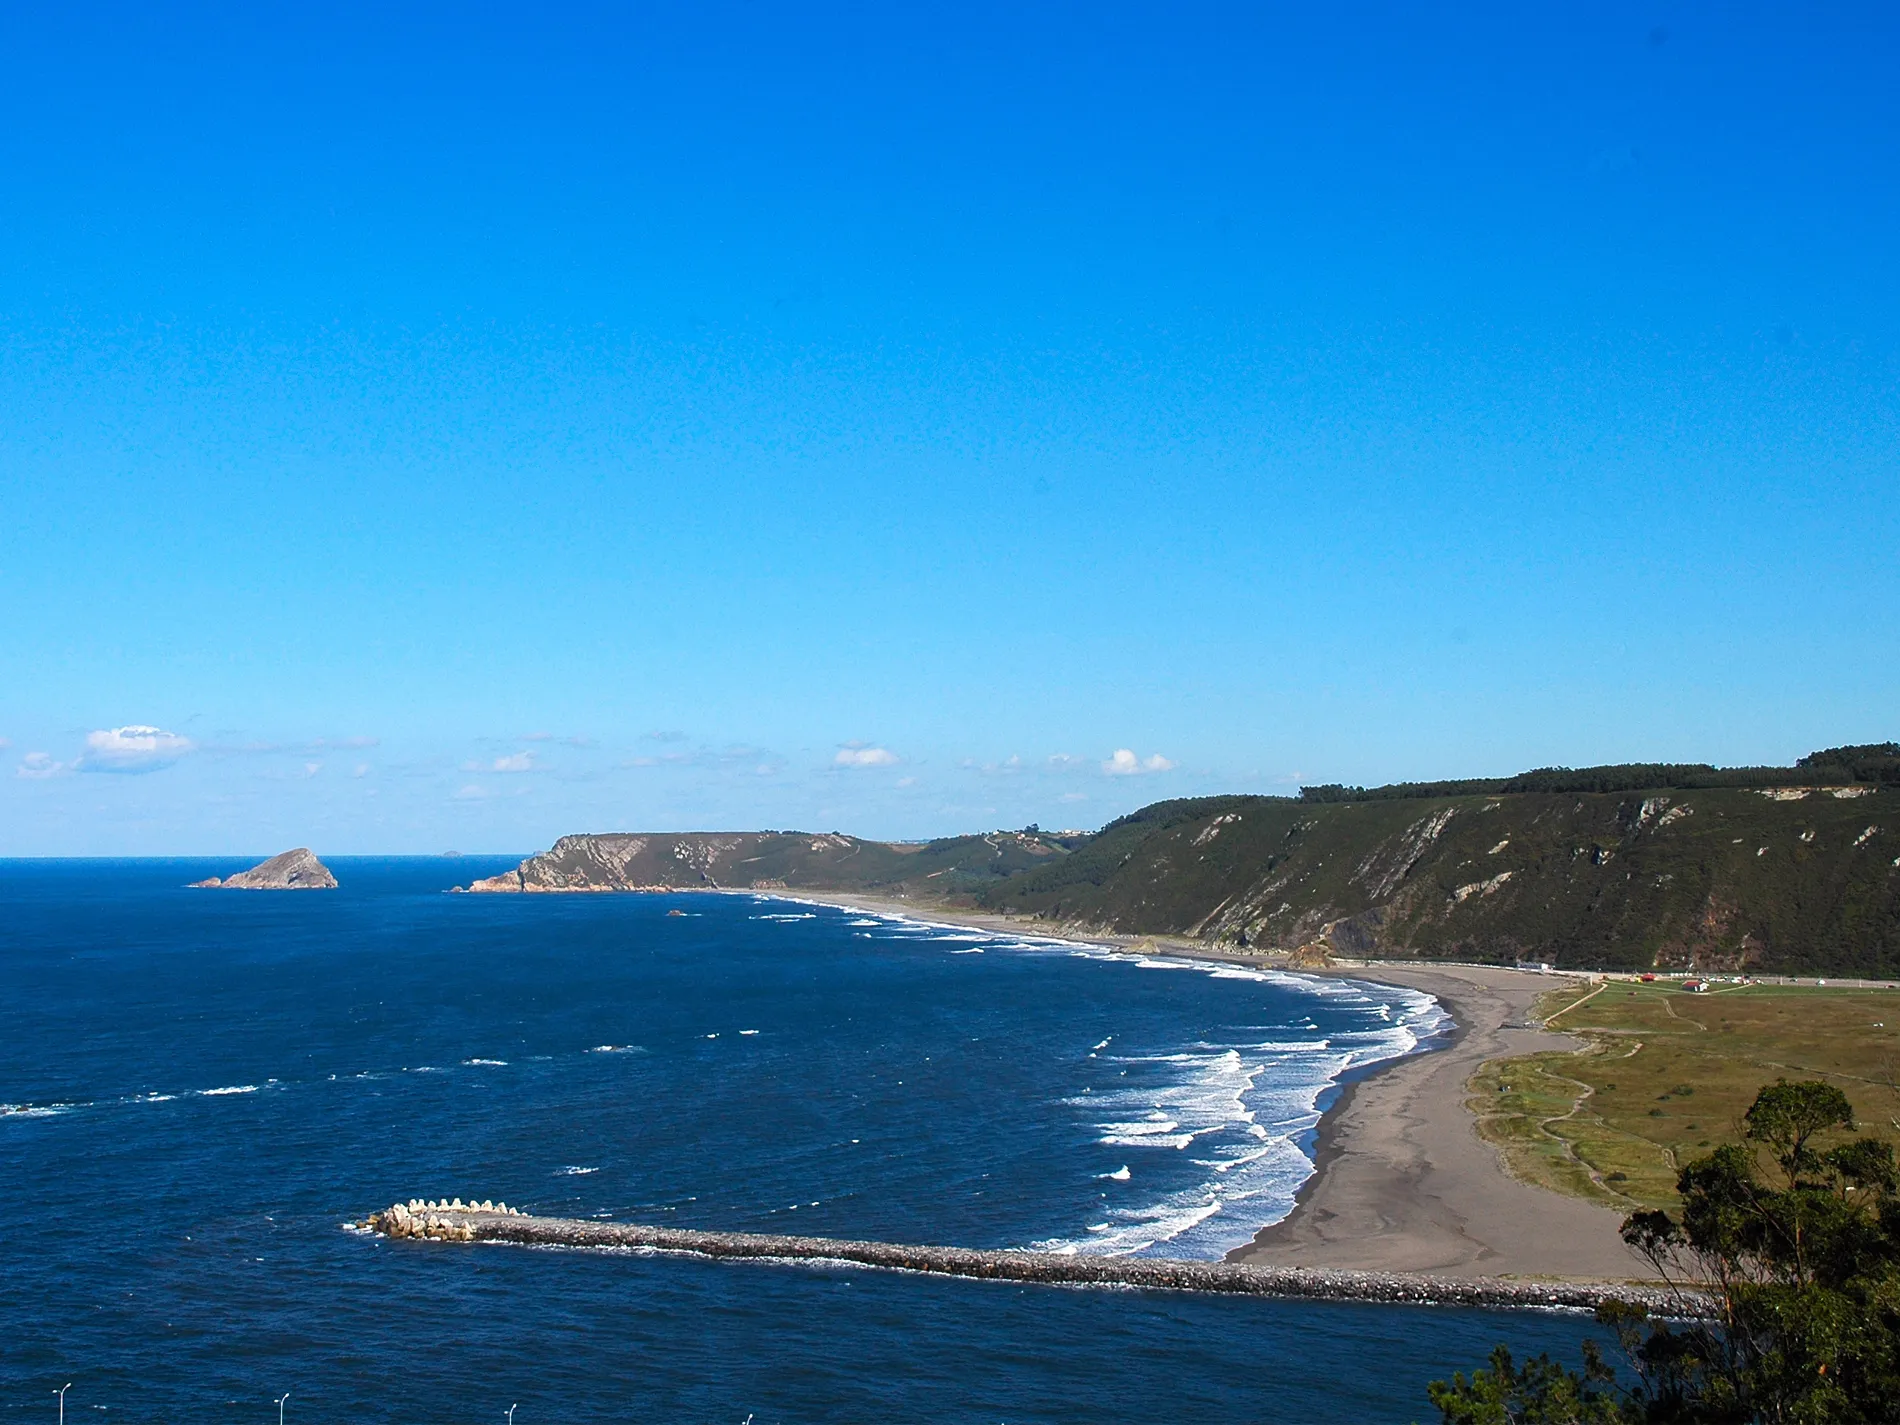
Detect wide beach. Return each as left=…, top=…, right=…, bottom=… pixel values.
left=780, top=890, right=1645, bottom=1285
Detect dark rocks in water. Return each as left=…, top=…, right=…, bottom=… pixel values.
left=190, top=848, right=337, bottom=890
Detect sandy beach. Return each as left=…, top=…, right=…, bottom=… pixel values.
left=1230, top=963, right=1639, bottom=1281
left=772, top=890, right=1645, bottom=1284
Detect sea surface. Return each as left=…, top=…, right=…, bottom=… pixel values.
left=0, top=858, right=1609, bottom=1423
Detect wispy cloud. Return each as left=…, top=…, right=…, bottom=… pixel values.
left=960, top=755, right=1023, bottom=776
left=15, top=752, right=68, bottom=779
left=835, top=742, right=900, bottom=768
left=1103, top=748, right=1175, bottom=776
left=464, top=751, right=537, bottom=774
left=77, top=726, right=194, bottom=774
left=202, top=734, right=378, bottom=756
left=454, top=783, right=489, bottom=800
left=622, top=742, right=781, bottom=774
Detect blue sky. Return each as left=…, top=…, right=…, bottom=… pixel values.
left=2, top=2, right=1896, bottom=854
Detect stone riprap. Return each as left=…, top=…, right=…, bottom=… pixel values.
left=360, top=1201, right=1693, bottom=1314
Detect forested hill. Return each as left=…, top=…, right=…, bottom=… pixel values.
left=973, top=781, right=1896, bottom=975
left=466, top=746, right=1900, bottom=976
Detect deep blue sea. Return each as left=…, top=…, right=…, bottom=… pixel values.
left=0, top=859, right=1608, bottom=1423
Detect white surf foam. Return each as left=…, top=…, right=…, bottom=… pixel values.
left=1036, top=982, right=1447, bottom=1259
left=746, top=891, right=1449, bottom=1262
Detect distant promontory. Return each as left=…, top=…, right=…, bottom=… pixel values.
left=191, top=848, right=338, bottom=890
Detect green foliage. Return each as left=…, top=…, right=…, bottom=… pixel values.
left=1426, top=1344, right=1624, bottom=1424
left=1428, top=1080, right=1900, bottom=1424
left=974, top=781, right=1899, bottom=976
left=1797, top=745, right=1900, bottom=789
left=1305, top=748, right=1900, bottom=804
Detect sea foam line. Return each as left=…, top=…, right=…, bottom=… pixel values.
left=745, top=893, right=1448, bottom=1261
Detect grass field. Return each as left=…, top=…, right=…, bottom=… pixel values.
left=1469, top=980, right=1900, bottom=1209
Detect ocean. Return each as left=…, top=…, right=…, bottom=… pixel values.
left=0, top=858, right=1607, bottom=1423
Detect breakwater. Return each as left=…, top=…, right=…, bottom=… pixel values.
left=361, top=1200, right=1690, bottom=1314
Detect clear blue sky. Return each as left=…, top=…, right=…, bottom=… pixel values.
left=2, top=2, right=1895, bottom=854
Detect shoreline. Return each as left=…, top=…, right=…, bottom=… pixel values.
left=742, top=888, right=1646, bottom=1284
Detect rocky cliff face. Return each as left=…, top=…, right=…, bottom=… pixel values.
left=451, top=786, right=1899, bottom=974
left=191, top=847, right=338, bottom=890
left=460, top=829, right=1072, bottom=895
left=977, top=787, right=1898, bottom=975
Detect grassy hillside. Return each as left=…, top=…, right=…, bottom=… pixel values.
left=1471, top=980, right=1900, bottom=1210
left=974, top=784, right=1898, bottom=974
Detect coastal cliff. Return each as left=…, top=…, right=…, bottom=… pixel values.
left=978, top=782, right=1898, bottom=975
left=191, top=848, right=337, bottom=890
left=458, top=746, right=1900, bottom=976
left=461, top=829, right=1073, bottom=895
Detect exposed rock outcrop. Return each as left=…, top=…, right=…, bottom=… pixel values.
left=190, top=848, right=337, bottom=890
left=456, top=829, right=1075, bottom=895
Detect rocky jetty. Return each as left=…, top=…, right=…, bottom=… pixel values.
left=358, top=1201, right=1693, bottom=1314
left=191, top=848, right=337, bottom=890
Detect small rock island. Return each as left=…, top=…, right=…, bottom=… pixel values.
left=190, top=848, right=337, bottom=890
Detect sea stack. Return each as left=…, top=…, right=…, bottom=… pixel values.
left=190, top=848, right=338, bottom=890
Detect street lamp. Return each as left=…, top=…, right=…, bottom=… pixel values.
left=56, top=1384, right=71, bottom=1425
left=507, top=1406, right=518, bottom=1425
left=275, top=1392, right=290, bottom=1425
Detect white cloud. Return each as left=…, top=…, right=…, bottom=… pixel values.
left=897, top=776, right=917, bottom=787
left=454, top=784, right=489, bottom=800
left=352, top=763, right=372, bottom=778
left=16, top=752, right=68, bottom=779
left=834, top=744, right=900, bottom=768
left=1059, top=791, right=1089, bottom=802
left=1103, top=748, right=1175, bottom=776
left=303, top=762, right=323, bottom=778
left=463, top=751, right=536, bottom=773
left=78, top=725, right=194, bottom=774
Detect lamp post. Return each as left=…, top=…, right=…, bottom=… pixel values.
left=275, top=1392, right=290, bottom=1425
left=56, top=1384, right=71, bottom=1425
left=507, top=1406, right=518, bottom=1425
